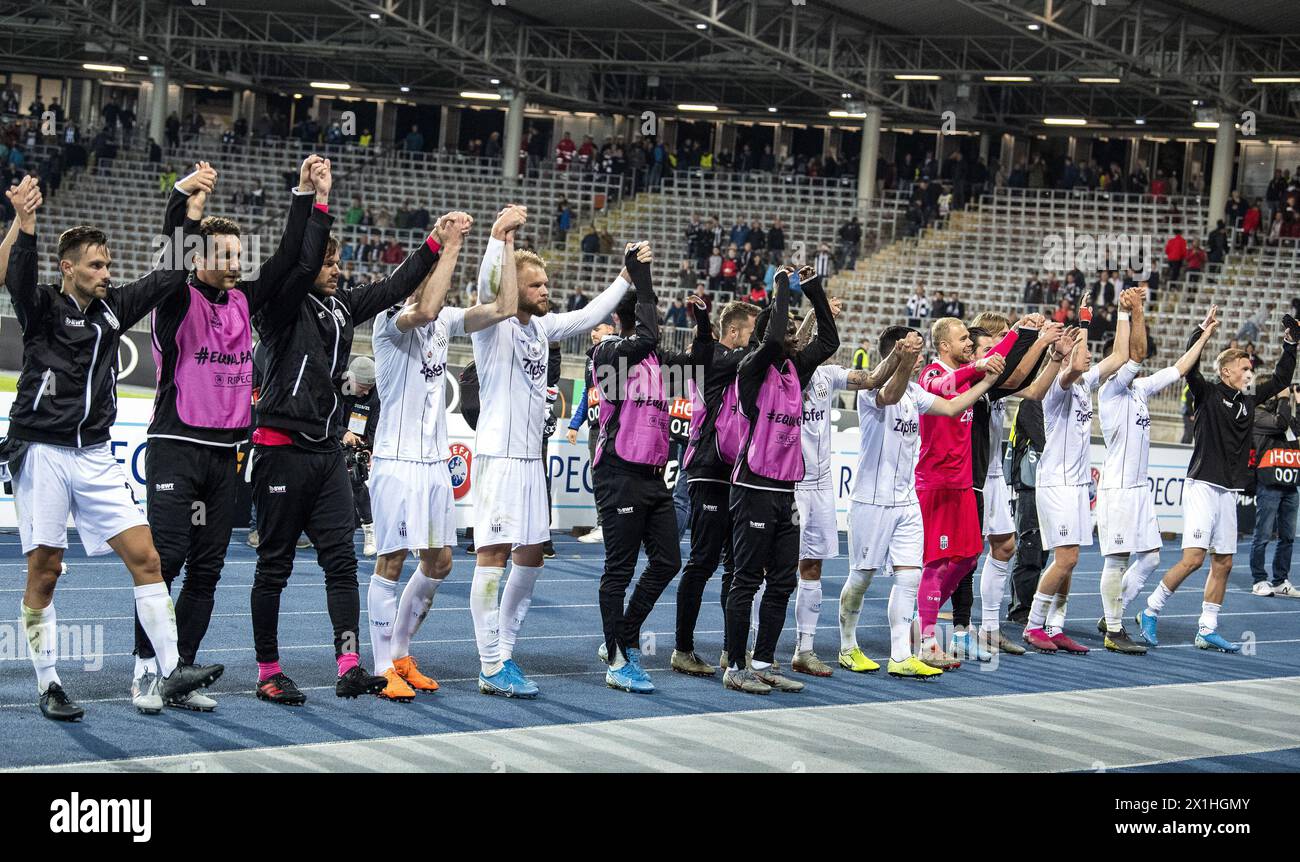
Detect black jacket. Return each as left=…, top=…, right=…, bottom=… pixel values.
left=1186, top=326, right=1296, bottom=490
left=4, top=230, right=188, bottom=447
left=252, top=209, right=438, bottom=448
left=1250, top=395, right=1300, bottom=492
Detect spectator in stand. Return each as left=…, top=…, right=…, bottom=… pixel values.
left=684, top=213, right=705, bottom=261
left=157, top=164, right=177, bottom=195
left=576, top=134, right=596, bottom=170
left=555, top=198, right=573, bottom=242
left=720, top=247, right=739, bottom=294
left=1023, top=273, right=1044, bottom=313
left=566, top=285, right=589, bottom=312
left=1241, top=198, right=1263, bottom=249
left=1267, top=169, right=1287, bottom=220
left=346, top=196, right=365, bottom=226
left=747, top=279, right=768, bottom=308
left=1052, top=298, right=1073, bottom=324
left=381, top=236, right=405, bottom=265
left=767, top=217, right=785, bottom=263
left=555, top=131, right=576, bottom=170
left=1165, top=228, right=1187, bottom=282
left=677, top=259, right=696, bottom=295
left=1267, top=211, right=1284, bottom=246
left=1284, top=212, right=1300, bottom=240
left=404, top=124, right=424, bottom=152
left=1150, top=170, right=1169, bottom=201
left=580, top=224, right=601, bottom=262
left=905, top=197, right=925, bottom=237
left=665, top=298, right=688, bottom=328
left=814, top=242, right=833, bottom=280
left=1246, top=342, right=1262, bottom=369
left=484, top=131, right=502, bottom=160
left=692, top=282, right=713, bottom=317
left=1237, top=303, right=1274, bottom=342
left=1226, top=189, right=1247, bottom=234
left=945, top=293, right=966, bottom=321
left=1208, top=219, right=1230, bottom=262
left=906, top=284, right=931, bottom=329
left=707, top=246, right=722, bottom=292
left=747, top=217, right=765, bottom=251
left=837, top=215, right=863, bottom=269
left=728, top=218, right=749, bottom=249
left=1184, top=239, right=1208, bottom=293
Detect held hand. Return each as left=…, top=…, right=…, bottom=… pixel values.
left=493, top=204, right=527, bottom=239
left=898, top=331, right=924, bottom=356
left=685, top=294, right=707, bottom=311
left=310, top=159, right=332, bottom=201
left=1037, top=320, right=1064, bottom=343
left=828, top=295, right=844, bottom=318
left=797, top=264, right=816, bottom=284
left=7, top=176, right=42, bottom=228
left=298, top=154, right=322, bottom=191
left=975, top=353, right=1006, bottom=377
left=178, top=161, right=217, bottom=195
left=565, top=428, right=579, bottom=445
left=1201, top=304, right=1218, bottom=331
left=635, top=241, right=653, bottom=264
left=186, top=188, right=207, bottom=220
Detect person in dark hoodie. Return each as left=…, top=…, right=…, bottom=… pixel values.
left=722, top=264, right=838, bottom=695
left=135, top=154, right=322, bottom=715
left=248, top=157, right=447, bottom=706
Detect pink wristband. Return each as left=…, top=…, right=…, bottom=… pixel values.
left=425, top=235, right=441, bottom=255
left=314, top=202, right=329, bottom=214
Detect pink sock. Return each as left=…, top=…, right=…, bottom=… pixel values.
left=918, top=560, right=949, bottom=640
left=941, top=556, right=978, bottom=603
left=257, top=661, right=282, bottom=682
left=336, top=652, right=360, bottom=677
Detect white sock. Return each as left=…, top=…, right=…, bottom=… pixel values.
left=978, top=556, right=1010, bottom=633
left=1199, top=601, right=1221, bottom=634
left=133, top=655, right=158, bottom=680
left=1045, top=593, right=1068, bottom=636
left=1146, top=581, right=1175, bottom=616
left=1121, top=550, right=1161, bottom=607
left=392, top=568, right=442, bottom=661
left=750, top=658, right=771, bottom=670
left=367, top=574, right=399, bottom=673
left=1101, top=555, right=1125, bottom=632
left=794, top=579, right=821, bottom=653
left=610, top=645, right=627, bottom=670
left=21, top=602, right=60, bottom=694
left=751, top=581, right=766, bottom=636
left=1027, top=591, right=1054, bottom=630
left=888, top=568, right=921, bottom=662
left=838, top=568, right=874, bottom=652
left=133, top=582, right=179, bottom=677
left=499, top=563, right=543, bottom=662
left=471, top=565, right=506, bottom=675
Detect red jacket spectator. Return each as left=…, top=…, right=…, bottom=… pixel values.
left=1242, top=205, right=1262, bottom=236
left=1150, top=177, right=1168, bottom=200
left=381, top=240, right=405, bottom=265
left=1165, top=233, right=1187, bottom=262
left=555, top=133, right=575, bottom=170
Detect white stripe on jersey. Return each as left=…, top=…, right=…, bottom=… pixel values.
left=470, top=237, right=631, bottom=460
left=1099, top=361, right=1181, bottom=489
left=798, top=364, right=850, bottom=491
left=373, top=305, right=465, bottom=462
left=985, top=397, right=1008, bottom=479
left=853, top=381, right=936, bottom=507
left=1037, top=366, right=1100, bottom=487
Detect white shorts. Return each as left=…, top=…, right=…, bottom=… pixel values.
left=981, top=477, right=1016, bottom=537
left=14, top=441, right=147, bottom=557
left=1035, top=484, right=1093, bottom=550
left=795, top=485, right=839, bottom=560
left=1181, top=479, right=1238, bottom=555
left=1096, top=486, right=1162, bottom=556
left=849, top=500, right=923, bottom=572
left=370, top=457, right=458, bottom=554
left=472, top=455, right=551, bottom=548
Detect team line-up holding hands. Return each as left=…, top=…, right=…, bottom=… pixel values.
left=2, top=154, right=1291, bottom=720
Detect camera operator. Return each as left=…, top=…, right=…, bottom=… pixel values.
left=340, top=356, right=380, bottom=556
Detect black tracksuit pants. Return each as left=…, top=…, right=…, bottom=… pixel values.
left=594, top=465, right=682, bottom=661
left=726, top=486, right=799, bottom=667
left=675, top=480, right=735, bottom=653
left=1009, top=487, right=1044, bottom=615
left=250, top=445, right=361, bottom=662
left=135, top=438, right=235, bottom=665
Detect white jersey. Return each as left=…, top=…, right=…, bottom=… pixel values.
left=1098, top=361, right=1181, bottom=489
left=1038, top=366, right=1100, bottom=487
left=798, top=364, right=850, bottom=491
left=471, top=237, right=630, bottom=459
left=853, top=381, right=936, bottom=507
left=372, top=304, right=465, bottom=462
left=985, top=397, right=1008, bottom=480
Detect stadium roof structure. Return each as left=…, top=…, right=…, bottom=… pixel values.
left=4, top=0, right=1300, bottom=135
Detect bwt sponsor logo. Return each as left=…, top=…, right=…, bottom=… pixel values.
left=0, top=623, right=104, bottom=671
left=1041, top=228, right=1155, bottom=280
left=50, top=793, right=151, bottom=843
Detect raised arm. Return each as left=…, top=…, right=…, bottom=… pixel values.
left=876, top=331, right=923, bottom=406
left=924, top=326, right=1018, bottom=397
left=793, top=267, right=839, bottom=384
left=925, top=358, right=1007, bottom=417
left=543, top=257, right=633, bottom=342
left=3, top=176, right=43, bottom=327
left=1091, top=288, right=1133, bottom=381
left=849, top=344, right=899, bottom=392
left=598, top=242, right=659, bottom=365
left=393, top=213, right=470, bottom=333
left=1256, top=320, right=1299, bottom=404
left=242, top=155, right=323, bottom=308
left=1127, top=285, right=1149, bottom=363
left=738, top=266, right=791, bottom=385
left=1013, top=327, right=1074, bottom=401
left=1172, top=309, right=1218, bottom=379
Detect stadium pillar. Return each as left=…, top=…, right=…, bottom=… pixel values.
left=503, top=89, right=525, bottom=180
left=149, top=66, right=167, bottom=146
left=856, top=105, right=881, bottom=210
left=1207, top=111, right=1236, bottom=228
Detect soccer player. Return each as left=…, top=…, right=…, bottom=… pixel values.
left=1097, top=296, right=1216, bottom=654
left=673, top=299, right=761, bottom=677
left=722, top=266, right=838, bottom=695
left=2, top=174, right=223, bottom=721
left=913, top=314, right=1021, bottom=667
left=249, top=159, right=444, bottom=705
left=1023, top=290, right=1135, bottom=653
left=838, top=325, right=1004, bottom=679
left=367, top=209, right=526, bottom=701
left=591, top=244, right=711, bottom=693
left=135, top=156, right=320, bottom=714
left=469, top=221, right=636, bottom=698
left=967, top=313, right=1065, bottom=657
left=1135, top=307, right=1297, bottom=652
